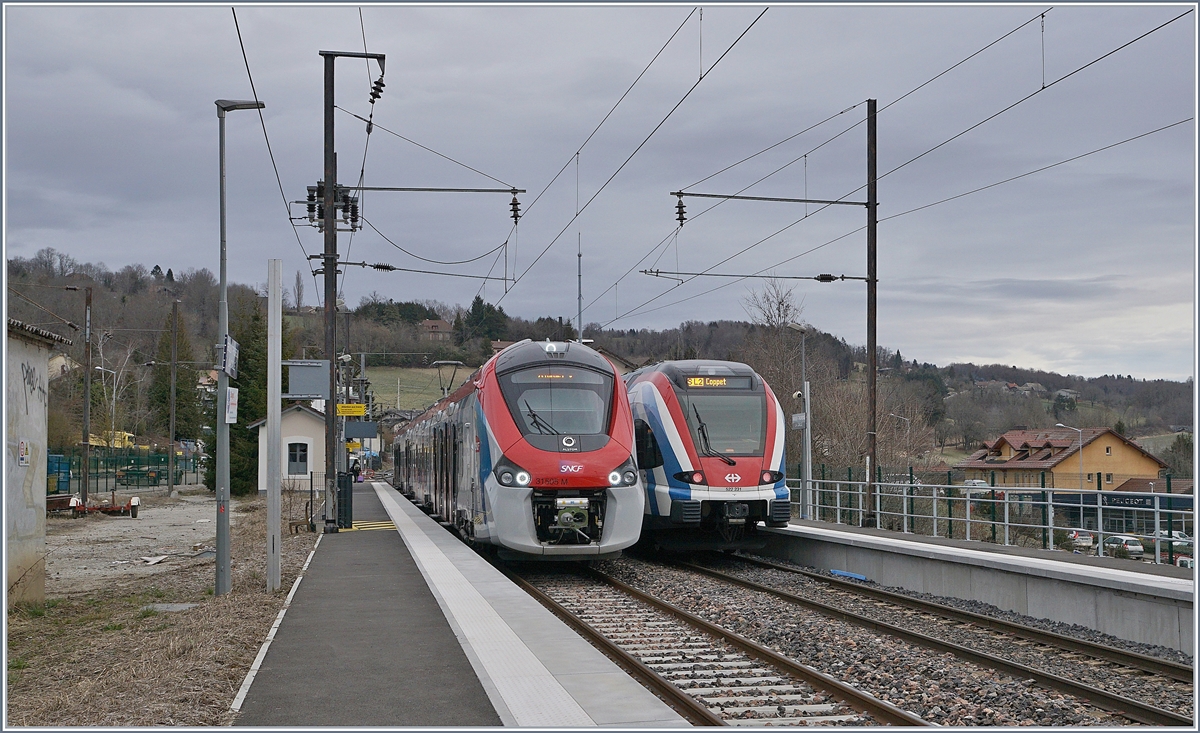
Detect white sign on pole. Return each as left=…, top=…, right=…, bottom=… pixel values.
left=225, top=387, right=239, bottom=424
left=223, top=335, right=240, bottom=379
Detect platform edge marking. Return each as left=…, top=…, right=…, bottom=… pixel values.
left=374, top=483, right=597, bottom=727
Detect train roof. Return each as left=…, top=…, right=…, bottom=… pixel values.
left=493, top=339, right=616, bottom=376
left=627, top=359, right=763, bottom=389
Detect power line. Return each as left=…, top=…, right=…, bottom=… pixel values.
left=603, top=7, right=1193, bottom=327
left=361, top=215, right=507, bottom=265
left=497, top=7, right=769, bottom=306
left=609, top=115, right=1192, bottom=325
left=340, top=10, right=380, bottom=298
left=230, top=8, right=322, bottom=307
left=6, top=287, right=79, bottom=330
left=337, top=107, right=515, bottom=189
left=588, top=8, right=1057, bottom=322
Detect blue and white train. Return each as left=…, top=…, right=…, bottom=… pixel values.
left=625, top=360, right=791, bottom=550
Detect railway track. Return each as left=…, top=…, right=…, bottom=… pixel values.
left=667, top=555, right=1193, bottom=727
left=504, top=564, right=928, bottom=726
left=731, top=553, right=1194, bottom=682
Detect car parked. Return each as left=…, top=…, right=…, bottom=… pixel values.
left=1175, top=556, right=1194, bottom=569
left=1098, top=535, right=1144, bottom=560
left=1067, top=530, right=1094, bottom=550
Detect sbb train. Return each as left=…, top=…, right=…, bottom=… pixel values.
left=625, top=360, right=790, bottom=550
left=392, top=340, right=644, bottom=559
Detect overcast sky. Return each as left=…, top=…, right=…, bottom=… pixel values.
left=4, top=3, right=1196, bottom=381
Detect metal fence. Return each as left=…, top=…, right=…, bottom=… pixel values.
left=48, top=446, right=205, bottom=494
left=788, top=474, right=1193, bottom=564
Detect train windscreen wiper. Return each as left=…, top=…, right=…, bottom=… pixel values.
left=524, top=400, right=560, bottom=435
left=692, top=405, right=735, bottom=465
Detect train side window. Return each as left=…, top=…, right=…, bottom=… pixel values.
left=635, top=419, right=664, bottom=470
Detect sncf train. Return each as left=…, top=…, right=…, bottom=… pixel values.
left=626, top=360, right=790, bottom=550
left=392, top=340, right=644, bottom=559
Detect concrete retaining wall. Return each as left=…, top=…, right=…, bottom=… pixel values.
left=761, top=524, right=1193, bottom=653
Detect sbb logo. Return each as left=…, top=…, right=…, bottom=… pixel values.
left=560, top=464, right=584, bottom=474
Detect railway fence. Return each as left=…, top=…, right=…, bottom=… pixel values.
left=787, top=470, right=1193, bottom=564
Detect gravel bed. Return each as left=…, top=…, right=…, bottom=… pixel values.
left=702, top=555, right=1194, bottom=718
left=602, top=556, right=1137, bottom=726
left=742, top=552, right=1194, bottom=667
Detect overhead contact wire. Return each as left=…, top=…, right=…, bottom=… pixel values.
left=231, top=8, right=322, bottom=306
left=498, top=7, right=769, bottom=307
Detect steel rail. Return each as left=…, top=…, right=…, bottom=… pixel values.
left=731, top=554, right=1194, bottom=683
left=675, top=560, right=1192, bottom=727
left=497, top=565, right=726, bottom=726
left=585, top=566, right=931, bottom=726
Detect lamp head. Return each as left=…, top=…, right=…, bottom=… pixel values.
left=215, top=99, right=265, bottom=118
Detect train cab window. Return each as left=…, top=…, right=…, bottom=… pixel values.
left=680, top=392, right=766, bottom=456
left=498, top=366, right=613, bottom=436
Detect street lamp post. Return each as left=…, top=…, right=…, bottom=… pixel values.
left=1056, top=423, right=1084, bottom=491
left=215, top=98, right=265, bottom=595
left=94, top=365, right=117, bottom=448
left=786, top=323, right=812, bottom=520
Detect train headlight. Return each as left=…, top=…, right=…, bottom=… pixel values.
left=494, top=458, right=532, bottom=488
left=673, top=470, right=707, bottom=485
left=608, top=456, right=638, bottom=486
left=761, top=470, right=784, bottom=484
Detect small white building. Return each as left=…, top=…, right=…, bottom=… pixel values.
left=7, top=319, right=72, bottom=606
left=247, top=404, right=327, bottom=492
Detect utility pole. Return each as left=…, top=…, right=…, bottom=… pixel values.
left=318, top=49, right=386, bottom=533
left=168, top=299, right=178, bottom=495
left=81, top=286, right=92, bottom=504
left=577, top=245, right=583, bottom=339
left=865, top=98, right=878, bottom=528
left=667, top=98, right=879, bottom=526
left=266, top=259, right=282, bottom=592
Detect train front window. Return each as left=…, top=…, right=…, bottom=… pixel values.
left=499, top=366, right=613, bottom=436
left=681, top=392, right=766, bottom=456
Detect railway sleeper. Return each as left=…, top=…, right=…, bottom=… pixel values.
left=726, top=714, right=862, bottom=726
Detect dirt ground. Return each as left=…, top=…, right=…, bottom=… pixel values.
left=6, top=487, right=320, bottom=726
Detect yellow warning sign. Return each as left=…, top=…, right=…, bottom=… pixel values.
left=336, top=403, right=366, bottom=416
left=345, top=441, right=362, bottom=451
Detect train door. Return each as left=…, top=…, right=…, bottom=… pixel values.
left=459, top=405, right=479, bottom=536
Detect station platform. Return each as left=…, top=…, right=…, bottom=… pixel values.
left=761, top=520, right=1194, bottom=653
left=233, top=482, right=688, bottom=727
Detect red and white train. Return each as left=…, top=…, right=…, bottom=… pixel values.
left=392, top=340, right=644, bottom=559
left=625, top=360, right=791, bottom=550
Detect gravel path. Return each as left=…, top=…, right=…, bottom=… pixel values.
left=601, top=556, right=1139, bottom=726
left=701, top=555, right=1194, bottom=719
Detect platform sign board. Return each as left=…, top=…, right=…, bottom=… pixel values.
left=225, top=387, right=239, bottom=424
left=345, top=441, right=362, bottom=451
left=282, top=360, right=329, bottom=400
left=222, top=335, right=240, bottom=379
left=337, top=403, right=366, bottom=417
left=344, top=421, right=378, bottom=439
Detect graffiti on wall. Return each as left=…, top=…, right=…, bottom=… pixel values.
left=20, top=360, right=47, bottom=415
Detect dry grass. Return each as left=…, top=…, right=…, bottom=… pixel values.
left=6, top=496, right=317, bottom=726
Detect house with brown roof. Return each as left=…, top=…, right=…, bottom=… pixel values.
left=954, top=427, right=1167, bottom=489
left=420, top=319, right=454, bottom=342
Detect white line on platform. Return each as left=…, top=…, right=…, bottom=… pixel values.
left=374, top=483, right=597, bottom=727
left=230, top=532, right=322, bottom=713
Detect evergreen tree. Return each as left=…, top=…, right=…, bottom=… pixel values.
left=462, top=295, right=508, bottom=341
left=203, top=294, right=294, bottom=496
left=148, top=312, right=201, bottom=443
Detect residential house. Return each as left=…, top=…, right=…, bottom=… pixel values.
left=421, top=319, right=454, bottom=342
left=954, top=427, right=1167, bottom=489
left=7, top=319, right=72, bottom=605
left=47, top=353, right=82, bottom=379
left=247, top=404, right=327, bottom=492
